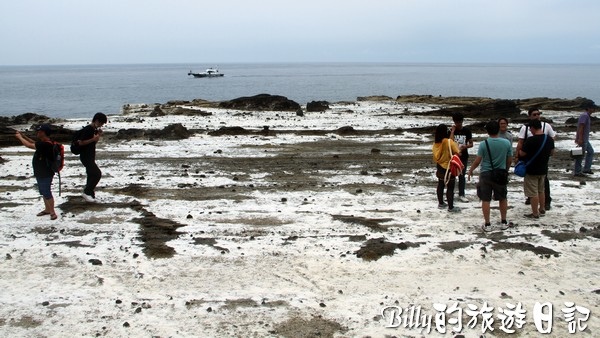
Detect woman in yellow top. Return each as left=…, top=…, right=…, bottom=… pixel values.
left=432, top=124, right=461, bottom=212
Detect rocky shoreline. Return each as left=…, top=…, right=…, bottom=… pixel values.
left=1, top=94, right=599, bottom=337
left=0, top=94, right=597, bottom=147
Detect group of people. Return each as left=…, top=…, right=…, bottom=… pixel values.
left=13, top=101, right=597, bottom=226
left=433, top=102, right=597, bottom=231
left=15, top=113, right=107, bottom=220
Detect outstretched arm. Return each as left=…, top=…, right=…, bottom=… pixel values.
left=15, top=131, right=35, bottom=149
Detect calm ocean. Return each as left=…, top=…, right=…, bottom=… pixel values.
left=1, top=63, right=599, bottom=119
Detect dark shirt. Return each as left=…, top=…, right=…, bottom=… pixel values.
left=453, top=127, right=473, bottom=160
left=79, top=125, right=97, bottom=161
left=33, top=141, right=55, bottom=178
left=522, top=134, right=554, bottom=175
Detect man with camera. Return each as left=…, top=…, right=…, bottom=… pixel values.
left=574, top=101, right=597, bottom=177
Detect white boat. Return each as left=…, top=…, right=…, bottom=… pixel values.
left=187, top=68, right=224, bottom=78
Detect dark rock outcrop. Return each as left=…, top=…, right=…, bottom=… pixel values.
left=566, top=115, right=600, bottom=126
left=218, top=94, right=300, bottom=111
left=357, top=95, right=394, bottom=101
left=516, top=97, right=598, bottom=111
left=208, top=127, right=252, bottom=136
left=424, top=99, right=521, bottom=119
left=115, top=123, right=191, bottom=140
left=396, top=95, right=598, bottom=116
left=336, top=126, right=356, bottom=135
left=0, top=115, right=76, bottom=147
left=166, top=107, right=212, bottom=116
left=150, top=105, right=165, bottom=117
left=306, top=101, right=330, bottom=112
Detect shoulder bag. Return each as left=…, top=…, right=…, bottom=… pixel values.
left=514, top=134, right=547, bottom=177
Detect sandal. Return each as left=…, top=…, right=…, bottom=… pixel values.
left=50, top=213, right=58, bottom=220
left=37, top=211, right=51, bottom=217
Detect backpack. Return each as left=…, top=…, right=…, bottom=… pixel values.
left=46, top=141, right=65, bottom=173
left=46, top=141, right=65, bottom=196
left=70, top=129, right=83, bottom=155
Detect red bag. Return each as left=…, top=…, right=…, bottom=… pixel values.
left=449, top=154, right=464, bottom=177
left=444, top=139, right=464, bottom=185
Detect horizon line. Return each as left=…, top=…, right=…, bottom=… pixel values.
left=2, top=61, right=600, bottom=67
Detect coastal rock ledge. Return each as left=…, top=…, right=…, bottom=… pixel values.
left=218, top=94, right=301, bottom=112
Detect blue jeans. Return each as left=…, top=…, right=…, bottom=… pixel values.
left=574, top=141, right=594, bottom=174
left=36, top=176, right=53, bottom=199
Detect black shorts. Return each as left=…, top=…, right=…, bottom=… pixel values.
left=477, top=171, right=507, bottom=202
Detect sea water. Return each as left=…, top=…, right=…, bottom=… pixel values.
left=1, top=62, right=598, bottom=119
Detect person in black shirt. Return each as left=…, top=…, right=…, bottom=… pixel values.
left=76, top=113, right=107, bottom=202
left=15, top=124, right=58, bottom=220
left=452, top=112, right=473, bottom=202
left=519, top=119, right=555, bottom=219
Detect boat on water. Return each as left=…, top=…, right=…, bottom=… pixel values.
left=187, top=68, right=224, bottom=78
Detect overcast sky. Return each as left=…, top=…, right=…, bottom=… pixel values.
left=1, top=0, right=599, bottom=65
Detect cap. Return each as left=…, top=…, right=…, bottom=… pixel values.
left=36, top=124, right=52, bottom=135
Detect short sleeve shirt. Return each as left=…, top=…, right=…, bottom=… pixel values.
left=453, top=127, right=473, bottom=159
left=518, top=122, right=556, bottom=140
left=33, top=141, right=55, bottom=178
left=577, top=113, right=591, bottom=143
left=477, top=137, right=513, bottom=173
left=79, top=125, right=97, bottom=159
left=522, top=134, right=555, bottom=175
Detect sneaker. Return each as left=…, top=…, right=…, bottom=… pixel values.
left=81, top=193, right=96, bottom=203
left=438, top=203, right=447, bottom=209
left=457, top=196, right=469, bottom=203
left=524, top=213, right=539, bottom=219
left=583, top=170, right=594, bottom=175
left=539, top=209, right=546, bottom=216
left=448, top=207, right=461, bottom=213
left=482, top=223, right=493, bottom=232
left=499, top=220, right=514, bottom=230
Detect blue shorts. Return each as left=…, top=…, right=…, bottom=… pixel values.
left=36, top=176, right=53, bottom=199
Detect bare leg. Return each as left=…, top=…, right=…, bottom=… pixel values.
left=530, top=196, right=540, bottom=216
left=44, top=197, right=56, bottom=219
left=43, top=197, right=55, bottom=213
left=482, top=201, right=491, bottom=224
left=499, top=199, right=508, bottom=221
